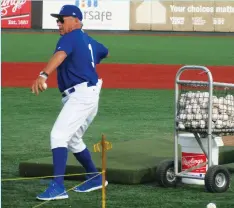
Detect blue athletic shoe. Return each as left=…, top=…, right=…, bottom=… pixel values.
left=36, top=180, right=69, bottom=201
left=73, top=177, right=108, bottom=193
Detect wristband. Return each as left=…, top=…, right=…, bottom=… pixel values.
left=39, top=71, right=49, bottom=80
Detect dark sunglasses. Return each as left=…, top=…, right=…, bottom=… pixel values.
left=56, top=17, right=64, bottom=24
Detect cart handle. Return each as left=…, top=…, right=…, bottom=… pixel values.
left=175, top=65, right=213, bottom=85
left=174, top=65, right=214, bottom=169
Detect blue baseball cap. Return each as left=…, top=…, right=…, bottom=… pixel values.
left=50, top=5, right=83, bottom=21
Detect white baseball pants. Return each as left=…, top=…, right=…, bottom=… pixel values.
left=50, top=79, right=103, bottom=153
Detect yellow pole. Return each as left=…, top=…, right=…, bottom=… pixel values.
left=101, top=134, right=106, bottom=208
left=93, top=134, right=112, bottom=208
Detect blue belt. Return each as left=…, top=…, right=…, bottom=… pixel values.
left=62, top=82, right=96, bottom=98
left=62, top=87, right=75, bottom=97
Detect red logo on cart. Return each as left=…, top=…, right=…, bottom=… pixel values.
left=182, top=152, right=207, bottom=173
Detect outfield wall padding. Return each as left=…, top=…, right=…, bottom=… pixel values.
left=31, top=1, right=43, bottom=29
left=130, top=1, right=234, bottom=32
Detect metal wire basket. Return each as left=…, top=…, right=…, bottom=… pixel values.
left=176, top=71, right=234, bottom=137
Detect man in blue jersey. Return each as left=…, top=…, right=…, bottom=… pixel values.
left=31, top=5, right=109, bottom=201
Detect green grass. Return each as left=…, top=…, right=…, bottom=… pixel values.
left=2, top=32, right=234, bottom=65
left=2, top=88, right=234, bottom=208
left=2, top=32, right=234, bottom=207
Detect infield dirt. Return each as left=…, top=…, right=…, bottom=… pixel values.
left=2, top=63, right=234, bottom=89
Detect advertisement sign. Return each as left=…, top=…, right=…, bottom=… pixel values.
left=131, top=0, right=234, bottom=32
left=1, top=0, right=32, bottom=29
left=42, top=0, right=130, bottom=30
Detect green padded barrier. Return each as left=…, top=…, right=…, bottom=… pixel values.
left=224, top=163, right=234, bottom=173
left=19, top=138, right=234, bottom=184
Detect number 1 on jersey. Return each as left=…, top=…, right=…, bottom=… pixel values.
left=88, top=44, right=95, bottom=68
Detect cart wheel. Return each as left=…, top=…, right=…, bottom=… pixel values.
left=204, top=165, right=231, bottom=193
left=156, top=160, right=181, bottom=188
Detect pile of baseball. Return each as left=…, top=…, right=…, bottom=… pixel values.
left=177, top=91, right=234, bottom=130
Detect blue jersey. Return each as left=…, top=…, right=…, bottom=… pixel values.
left=54, top=29, right=108, bottom=92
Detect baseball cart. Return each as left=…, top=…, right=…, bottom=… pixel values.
left=156, top=65, right=234, bottom=193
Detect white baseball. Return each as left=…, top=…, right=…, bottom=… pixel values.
left=222, top=121, right=227, bottom=128
left=231, top=121, right=234, bottom=128
left=212, top=113, right=218, bottom=121
left=213, top=96, right=219, bottom=107
left=179, top=97, right=186, bottom=106
left=202, top=113, right=208, bottom=120
left=179, top=114, right=187, bottom=121
left=212, top=121, right=215, bottom=129
left=226, top=120, right=232, bottom=128
left=191, top=120, right=198, bottom=128
left=191, top=92, right=196, bottom=98
left=200, top=109, right=207, bottom=114
left=226, top=94, right=234, bottom=101
left=204, top=97, right=209, bottom=103
left=180, top=109, right=186, bottom=114
left=195, top=91, right=201, bottom=98
left=176, top=116, right=180, bottom=122
left=186, top=91, right=193, bottom=99
left=215, top=120, right=223, bottom=129
left=191, top=103, right=198, bottom=109
left=43, top=82, right=48, bottom=90
left=186, top=114, right=194, bottom=120
left=179, top=101, right=186, bottom=108
left=226, top=99, right=233, bottom=107
left=195, top=113, right=202, bottom=120
left=207, top=203, right=216, bottom=208
left=200, top=102, right=208, bottom=109
left=186, top=100, right=191, bottom=105
left=218, top=97, right=224, bottom=104
left=199, top=120, right=206, bottom=128
left=192, top=106, right=200, bottom=114
left=185, top=105, right=192, bottom=114
left=203, top=92, right=209, bottom=98
left=231, top=117, right=234, bottom=122
left=190, top=98, right=197, bottom=105
left=219, top=97, right=228, bottom=105
left=218, top=113, right=228, bottom=121
left=212, top=107, right=218, bottom=114
left=178, top=122, right=185, bottom=130
left=219, top=104, right=227, bottom=114
left=184, top=121, right=191, bottom=128
left=198, top=97, right=203, bottom=104
left=198, top=97, right=208, bottom=104
left=227, top=106, right=234, bottom=116
left=224, top=98, right=228, bottom=105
